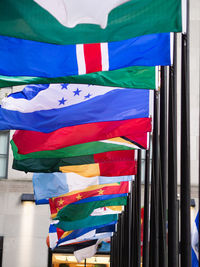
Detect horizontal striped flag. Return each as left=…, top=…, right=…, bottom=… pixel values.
left=12, top=150, right=136, bottom=173
left=12, top=118, right=152, bottom=154
left=49, top=182, right=129, bottom=218
left=0, top=66, right=156, bottom=89
left=59, top=160, right=137, bottom=177
left=0, top=0, right=181, bottom=44
left=0, top=34, right=170, bottom=77
left=32, top=172, right=133, bottom=202
left=0, top=84, right=151, bottom=132
left=11, top=136, right=143, bottom=161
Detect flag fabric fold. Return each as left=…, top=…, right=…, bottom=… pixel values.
left=0, top=34, right=170, bottom=77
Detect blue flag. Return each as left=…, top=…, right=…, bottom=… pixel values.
left=192, top=211, right=199, bottom=267
left=0, top=84, right=151, bottom=132
left=0, top=33, right=170, bottom=77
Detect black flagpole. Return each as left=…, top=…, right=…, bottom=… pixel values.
left=168, top=33, right=178, bottom=267
left=142, top=148, right=151, bottom=267
left=180, top=0, right=191, bottom=265
left=135, top=150, right=142, bottom=267
left=159, top=66, right=168, bottom=267
left=149, top=90, right=160, bottom=267
left=128, top=190, right=133, bottom=267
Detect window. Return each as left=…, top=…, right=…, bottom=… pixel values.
left=0, top=131, right=9, bottom=179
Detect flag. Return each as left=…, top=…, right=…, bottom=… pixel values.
left=55, top=196, right=127, bottom=221
left=0, top=66, right=156, bottom=89
left=49, top=182, right=129, bottom=218
left=12, top=150, right=136, bottom=173
left=0, top=34, right=170, bottom=77
left=56, top=214, right=118, bottom=231
left=0, top=83, right=151, bottom=132
left=12, top=118, right=151, bottom=154
left=49, top=222, right=116, bottom=249
left=59, top=159, right=137, bottom=177
left=11, top=136, right=142, bottom=161
left=73, top=239, right=101, bottom=262
left=0, top=0, right=181, bottom=44
left=192, top=211, right=199, bottom=267
left=32, top=172, right=133, bottom=201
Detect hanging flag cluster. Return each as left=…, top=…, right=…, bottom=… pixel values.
left=0, top=0, right=182, bottom=263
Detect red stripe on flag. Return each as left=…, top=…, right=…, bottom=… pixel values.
left=83, top=43, right=102, bottom=73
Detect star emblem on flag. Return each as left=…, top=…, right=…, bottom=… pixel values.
left=76, top=194, right=82, bottom=200
left=73, top=88, right=82, bottom=96
left=58, top=97, right=67, bottom=105
left=84, top=93, right=92, bottom=99
left=58, top=198, right=64, bottom=206
left=60, top=84, right=68, bottom=90
left=98, top=189, right=104, bottom=195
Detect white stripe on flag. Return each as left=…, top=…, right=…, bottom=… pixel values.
left=76, top=44, right=86, bottom=75
left=100, top=140, right=137, bottom=149
left=100, top=43, right=109, bottom=71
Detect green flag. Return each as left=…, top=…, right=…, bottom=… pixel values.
left=0, top=66, right=156, bottom=89
left=0, top=0, right=181, bottom=45
left=55, top=196, right=127, bottom=221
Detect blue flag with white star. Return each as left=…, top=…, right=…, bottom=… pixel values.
left=0, top=83, right=152, bottom=133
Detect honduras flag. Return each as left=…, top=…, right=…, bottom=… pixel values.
left=192, top=211, right=199, bottom=267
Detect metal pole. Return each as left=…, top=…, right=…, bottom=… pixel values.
left=47, top=248, right=52, bottom=267
left=131, top=180, right=136, bottom=267
left=128, top=191, right=133, bottom=267
left=135, top=150, right=142, bottom=267
left=143, top=149, right=151, bottom=267
left=149, top=90, right=160, bottom=267
left=159, top=65, right=168, bottom=267
left=180, top=0, right=191, bottom=264
left=168, top=33, right=178, bottom=267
